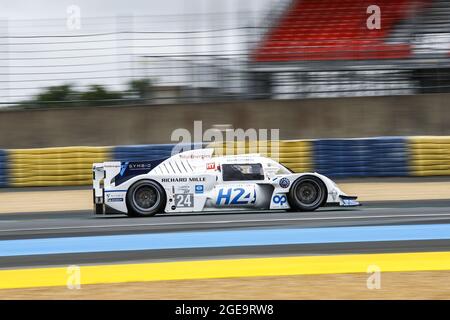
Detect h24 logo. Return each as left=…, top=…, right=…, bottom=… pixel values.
left=216, top=187, right=256, bottom=205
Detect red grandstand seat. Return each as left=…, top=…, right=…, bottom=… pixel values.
left=253, top=0, right=431, bottom=62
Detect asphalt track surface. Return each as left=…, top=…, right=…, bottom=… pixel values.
left=1, top=199, right=450, bottom=268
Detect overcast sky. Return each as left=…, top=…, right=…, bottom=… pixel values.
left=0, top=0, right=280, bottom=105
left=2, top=0, right=272, bottom=21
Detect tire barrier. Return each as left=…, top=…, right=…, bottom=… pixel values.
left=0, top=150, right=7, bottom=187
left=313, top=137, right=409, bottom=178
left=207, top=140, right=313, bottom=173
left=409, top=136, right=450, bottom=176
left=8, top=146, right=111, bottom=187
left=1, top=137, right=450, bottom=188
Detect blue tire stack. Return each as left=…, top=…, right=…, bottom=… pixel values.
left=313, top=137, right=408, bottom=178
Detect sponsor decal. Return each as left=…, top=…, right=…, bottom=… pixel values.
left=161, top=177, right=206, bottom=183
left=342, top=198, right=359, bottom=206
left=279, top=177, right=290, bottom=188
left=114, top=160, right=163, bottom=185
left=176, top=185, right=191, bottom=194
left=206, top=162, right=216, bottom=170
left=106, top=193, right=124, bottom=198
left=224, top=157, right=256, bottom=164
left=106, top=192, right=125, bottom=203
left=174, top=193, right=194, bottom=207
left=216, top=187, right=256, bottom=205
left=179, top=154, right=212, bottom=160
left=273, top=195, right=287, bottom=206
left=189, top=177, right=206, bottom=182
left=128, top=163, right=152, bottom=170
left=120, top=162, right=152, bottom=176
left=195, top=185, right=204, bottom=194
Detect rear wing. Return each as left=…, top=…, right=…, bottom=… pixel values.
left=93, top=163, right=105, bottom=205
left=92, top=159, right=167, bottom=214
left=92, top=162, right=121, bottom=214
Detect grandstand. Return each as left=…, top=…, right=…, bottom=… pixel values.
left=253, top=0, right=429, bottom=61
left=249, top=0, right=450, bottom=99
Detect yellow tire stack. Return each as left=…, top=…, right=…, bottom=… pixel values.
left=207, top=140, right=313, bottom=173
left=409, top=136, right=450, bottom=176
left=8, top=146, right=112, bottom=187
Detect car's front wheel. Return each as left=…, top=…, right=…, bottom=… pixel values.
left=126, top=180, right=166, bottom=217
left=288, top=176, right=326, bottom=212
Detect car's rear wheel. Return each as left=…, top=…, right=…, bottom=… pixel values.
left=288, top=176, right=326, bottom=212
left=126, top=180, right=166, bottom=217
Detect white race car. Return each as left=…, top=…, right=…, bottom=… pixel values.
left=93, top=148, right=359, bottom=217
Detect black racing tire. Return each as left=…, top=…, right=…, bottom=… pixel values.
left=126, top=180, right=166, bottom=217
left=288, top=176, right=326, bottom=212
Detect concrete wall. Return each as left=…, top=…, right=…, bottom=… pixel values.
left=1, top=93, right=449, bottom=148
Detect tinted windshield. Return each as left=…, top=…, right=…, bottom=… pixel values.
left=222, top=163, right=265, bottom=181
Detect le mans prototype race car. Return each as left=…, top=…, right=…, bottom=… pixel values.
left=93, top=148, right=359, bottom=217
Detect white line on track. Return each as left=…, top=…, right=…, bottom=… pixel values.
left=1, top=212, right=450, bottom=233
